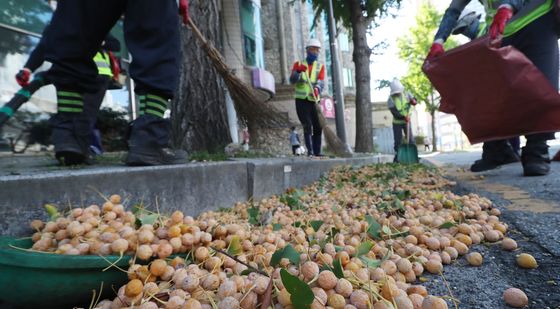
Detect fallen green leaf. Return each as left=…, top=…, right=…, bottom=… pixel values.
left=310, top=220, right=324, bottom=232
left=280, top=269, right=314, bottom=309
left=355, top=241, right=374, bottom=257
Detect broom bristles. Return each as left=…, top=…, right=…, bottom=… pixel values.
left=187, top=19, right=352, bottom=156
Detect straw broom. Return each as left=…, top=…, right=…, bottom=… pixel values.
left=304, top=72, right=353, bottom=157
left=186, top=18, right=352, bottom=157
left=185, top=19, right=288, bottom=130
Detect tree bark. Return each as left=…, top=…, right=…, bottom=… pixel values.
left=348, top=0, right=373, bottom=153
left=170, top=0, right=231, bottom=153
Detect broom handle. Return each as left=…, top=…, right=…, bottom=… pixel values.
left=406, top=117, right=410, bottom=145
left=303, top=71, right=329, bottom=126
left=186, top=18, right=208, bottom=47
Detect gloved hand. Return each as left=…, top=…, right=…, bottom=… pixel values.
left=179, top=0, right=189, bottom=24
left=410, top=98, right=417, bottom=106
left=426, top=42, right=444, bottom=60
left=296, top=64, right=307, bottom=73
left=313, top=87, right=320, bottom=99
left=489, top=6, right=513, bottom=40
left=15, top=68, right=31, bottom=87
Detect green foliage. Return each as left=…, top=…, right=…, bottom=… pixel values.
left=439, top=221, right=457, bottom=229
left=303, top=0, right=402, bottom=31
left=280, top=269, right=314, bottom=309
left=396, top=3, right=459, bottom=114
left=280, top=189, right=306, bottom=210
left=355, top=241, right=374, bottom=257
left=310, top=220, right=324, bottom=232
left=365, top=215, right=382, bottom=240
left=271, top=244, right=301, bottom=267
left=248, top=206, right=260, bottom=225
left=132, top=204, right=159, bottom=228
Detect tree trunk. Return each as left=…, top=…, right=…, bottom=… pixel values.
left=170, top=0, right=231, bottom=153
left=348, top=0, right=373, bottom=153
left=430, top=110, right=437, bottom=152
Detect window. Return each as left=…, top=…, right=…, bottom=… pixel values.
left=240, top=0, right=264, bottom=68
left=343, top=68, right=354, bottom=88
left=339, top=32, right=349, bottom=52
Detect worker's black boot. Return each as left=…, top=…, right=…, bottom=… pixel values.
left=50, top=89, right=95, bottom=166
left=50, top=114, right=94, bottom=166
left=312, top=134, right=322, bottom=156
left=470, top=140, right=519, bottom=172
left=522, top=141, right=550, bottom=176
left=125, top=114, right=186, bottom=166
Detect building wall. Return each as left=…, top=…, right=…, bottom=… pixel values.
left=221, top=0, right=249, bottom=83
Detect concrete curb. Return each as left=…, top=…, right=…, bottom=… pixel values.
left=0, top=155, right=392, bottom=236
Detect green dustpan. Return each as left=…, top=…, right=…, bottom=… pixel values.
left=397, top=123, right=419, bottom=164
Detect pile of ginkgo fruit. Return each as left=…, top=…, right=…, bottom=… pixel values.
left=29, top=164, right=531, bottom=309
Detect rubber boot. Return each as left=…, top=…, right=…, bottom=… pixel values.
left=470, top=140, right=519, bottom=172
left=50, top=114, right=94, bottom=166
left=522, top=141, right=550, bottom=176
left=125, top=115, right=186, bottom=166
left=312, top=134, right=322, bottom=156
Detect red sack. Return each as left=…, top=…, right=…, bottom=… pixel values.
left=422, top=36, right=560, bottom=144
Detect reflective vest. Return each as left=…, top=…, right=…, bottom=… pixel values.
left=482, top=0, right=553, bottom=37
left=94, top=51, right=113, bottom=77
left=392, top=94, right=410, bottom=125
left=294, top=60, right=323, bottom=101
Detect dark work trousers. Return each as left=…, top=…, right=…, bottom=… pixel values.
left=295, top=98, right=322, bottom=156
left=484, top=11, right=559, bottom=152
left=43, top=0, right=181, bottom=150
left=44, top=0, right=180, bottom=96
left=292, top=145, right=299, bottom=155
left=49, top=76, right=110, bottom=156
left=393, top=122, right=414, bottom=153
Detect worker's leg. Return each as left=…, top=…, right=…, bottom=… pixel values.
left=43, top=0, right=125, bottom=165
left=82, top=76, right=110, bottom=156
left=44, top=0, right=125, bottom=92
left=296, top=99, right=313, bottom=156
left=310, top=104, right=323, bottom=156
left=470, top=140, right=519, bottom=172
left=502, top=10, right=559, bottom=176
left=123, top=0, right=185, bottom=166
left=393, top=123, right=404, bottom=162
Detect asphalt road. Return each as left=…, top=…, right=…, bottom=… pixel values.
left=422, top=144, right=560, bottom=309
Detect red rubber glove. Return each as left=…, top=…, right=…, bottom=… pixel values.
left=426, top=42, right=444, bottom=61
left=296, top=64, right=307, bottom=73
left=489, top=6, right=513, bottom=40
left=410, top=98, right=417, bottom=106
left=314, top=87, right=320, bottom=99
left=15, top=68, right=31, bottom=87
left=179, top=0, right=189, bottom=24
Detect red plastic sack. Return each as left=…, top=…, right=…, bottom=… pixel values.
left=423, top=36, right=560, bottom=144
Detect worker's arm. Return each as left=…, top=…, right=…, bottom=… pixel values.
left=313, top=64, right=325, bottom=93
left=289, top=62, right=307, bottom=84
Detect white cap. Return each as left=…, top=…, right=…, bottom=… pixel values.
left=306, top=38, right=322, bottom=49
left=389, top=78, right=404, bottom=95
